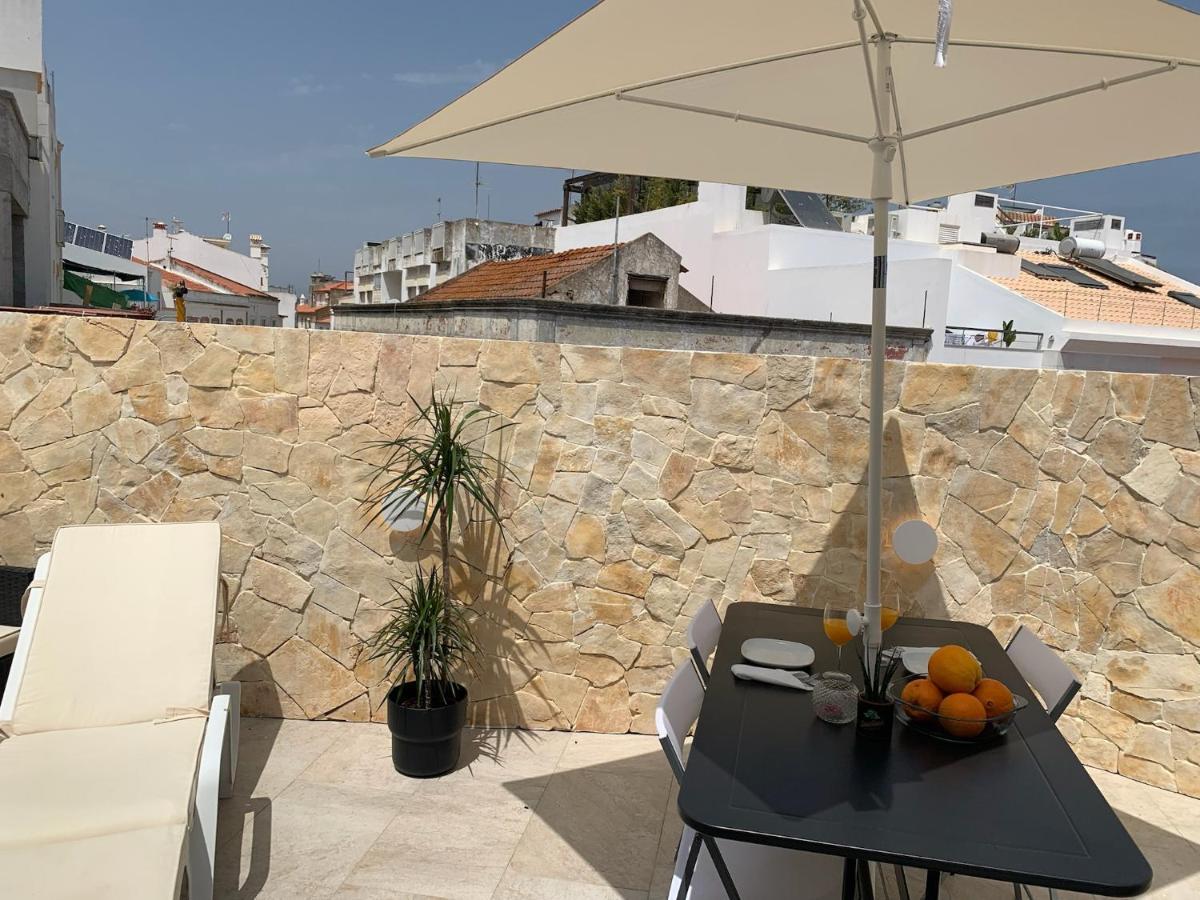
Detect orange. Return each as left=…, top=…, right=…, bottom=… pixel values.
left=973, top=678, right=1015, bottom=717
left=880, top=608, right=899, bottom=631
left=900, top=678, right=944, bottom=722
left=927, top=644, right=983, bottom=694
left=938, top=693, right=988, bottom=739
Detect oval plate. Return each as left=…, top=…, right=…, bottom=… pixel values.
left=741, top=638, right=815, bottom=669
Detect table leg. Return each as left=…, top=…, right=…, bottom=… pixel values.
left=856, top=859, right=875, bottom=900
left=842, top=858, right=858, bottom=900
left=923, top=869, right=940, bottom=900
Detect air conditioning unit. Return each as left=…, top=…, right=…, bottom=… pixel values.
left=938, top=223, right=961, bottom=244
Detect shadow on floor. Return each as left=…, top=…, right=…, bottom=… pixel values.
left=213, top=716, right=284, bottom=900
left=505, top=743, right=1199, bottom=900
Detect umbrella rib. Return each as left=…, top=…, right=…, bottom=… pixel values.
left=615, top=95, right=870, bottom=144
left=370, top=41, right=862, bottom=156
left=853, top=0, right=886, bottom=138
left=904, top=61, right=1178, bottom=141
left=891, top=36, right=1200, bottom=68
left=884, top=66, right=912, bottom=205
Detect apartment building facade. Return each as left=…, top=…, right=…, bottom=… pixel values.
left=353, top=218, right=554, bottom=304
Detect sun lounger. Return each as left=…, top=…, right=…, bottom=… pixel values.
left=0, top=522, right=239, bottom=900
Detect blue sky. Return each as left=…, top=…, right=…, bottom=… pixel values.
left=47, top=1, right=1200, bottom=292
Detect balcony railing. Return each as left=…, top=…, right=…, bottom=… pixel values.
left=944, top=326, right=1044, bottom=351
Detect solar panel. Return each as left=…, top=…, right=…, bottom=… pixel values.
left=63, top=222, right=77, bottom=245
left=1040, top=264, right=1108, bottom=289
left=1168, top=290, right=1200, bottom=310
left=74, top=225, right=106, bottom=252
left=102, top=234, right=134, bottom=260
left=1075, top=256, right=1162, bottom=289
left=1021, top=259, right=1066, bottom=279
left=779, top=190, right=844, bottom=231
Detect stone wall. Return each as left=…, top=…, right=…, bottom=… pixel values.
left=0, top=311, right=1197, bottom=798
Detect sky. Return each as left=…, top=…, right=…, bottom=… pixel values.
left=45, top=0, right=1200, bottom=293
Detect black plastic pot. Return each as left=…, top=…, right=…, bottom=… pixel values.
left=856, top=696, right=894, bottom=741
left=386, top=681, right=469, bottom=777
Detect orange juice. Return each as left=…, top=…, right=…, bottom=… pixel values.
left=881, top=608, right=899, bottom=631
left=823, top=617, right=853, bottom=646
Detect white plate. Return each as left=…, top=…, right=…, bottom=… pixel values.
left=898, top=647, right=935, bottom=676
left=741, top=638, right=814, bottom=669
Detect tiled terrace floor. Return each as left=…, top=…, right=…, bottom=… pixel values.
left=216, top=719, right=1200, bottom=900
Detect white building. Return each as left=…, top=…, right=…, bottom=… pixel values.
left=556, top=183, right=1200, bottom=374
left=0, top=0, right=64, bottom=307
left=134, top=221, right=270, bottom=294
left=131, top=221, right=282, bottom=326
left=353, top=218, right=554, bottom=304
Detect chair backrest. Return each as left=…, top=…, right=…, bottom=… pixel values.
left=686, top=599, right=723, bottom=686
left=656, top=660, right=706, bottom=784
left=3, top=522, right=221, bottom=736
left=1006, top=625, right=1081, bottom=722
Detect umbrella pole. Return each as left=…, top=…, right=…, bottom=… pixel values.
left=864, top=35, right=896, bottom=678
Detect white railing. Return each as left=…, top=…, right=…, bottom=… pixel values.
left=944, top=326, right=1043, bottom=351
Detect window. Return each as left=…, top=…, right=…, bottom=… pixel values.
left=973, top=193, right=995, bottom=208
left=187, top=316, right=198, bottom=323
left=1110, top=217, right=1124, bottom=231
left=626, top=275, right=668, bottom=309
left=1072, top=216, right=1104, bottom=232
left=236, top=318, right=244, bottom=325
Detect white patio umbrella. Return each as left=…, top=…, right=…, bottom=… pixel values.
left=369, top=0, right=1200, bottom=661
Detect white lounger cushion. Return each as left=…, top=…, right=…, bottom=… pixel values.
left=0, top=718, right=206, bottom=846
left=0, top=624, right=17, bottom=657
left=0, top=823, right=190, bottom=900
left=6, top=522, right=221, bottom=735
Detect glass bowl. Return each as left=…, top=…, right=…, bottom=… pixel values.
left=887, top=675, right=1029, bottom=744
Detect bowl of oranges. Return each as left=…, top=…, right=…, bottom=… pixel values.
left=887, top=644, right=1027, bottom=743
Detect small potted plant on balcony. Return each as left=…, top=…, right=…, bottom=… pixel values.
left=856, top=641, right=902, bottom=741
left=364, top=393, right=510, bottom=777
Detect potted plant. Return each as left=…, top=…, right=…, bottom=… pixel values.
left=856, top=642, right=902, bottom=741
left=363, top=392, right=510, bottom=777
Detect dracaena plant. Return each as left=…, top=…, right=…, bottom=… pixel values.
left=857, top=641, right=902, bottom=703
left=361, top=391, right=513, bottom=708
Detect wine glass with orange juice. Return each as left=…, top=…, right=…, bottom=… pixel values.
left=880, top=593, right=900, bottom=633
left=822, top=600, right=856, bottom=670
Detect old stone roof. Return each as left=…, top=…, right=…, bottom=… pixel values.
left=419, top=244, right=619, bottom=301
left=990, top=252, right=1200, bottom=330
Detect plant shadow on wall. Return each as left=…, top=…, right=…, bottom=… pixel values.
left=355, top=388, right=532, bottom=775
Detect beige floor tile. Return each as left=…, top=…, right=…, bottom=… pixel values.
left=648, top=863, right=676, bottom=900
left=296, top=722, right=420, bottom=796
left=556, top=733, right=671, bottom=781
left=233, top=717, right=352, bottom=801
left=215, top=780, right=400, bottom=900
left=431, top=727, right=572, bottom=790
left=507, top=768, right=671, bottom=891
left=338, top=781, right=537, bottom=900
left=493, top=871, right=649, bottom=899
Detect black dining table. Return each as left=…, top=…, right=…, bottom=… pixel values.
left=678, top=603, right=1153, bottom=899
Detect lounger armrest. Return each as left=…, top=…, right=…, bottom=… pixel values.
left=187, top=693, right=233, bottom=900
left=214, top=681, right=240, bottom=795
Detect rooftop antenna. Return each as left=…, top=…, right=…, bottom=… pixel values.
left=437, top=197, right=442, bottom=221
left=474, top=162, right=484, bottom=219
left=221, top=211, right=232, bottom=237
left=170, top=216, right=183, bottom=234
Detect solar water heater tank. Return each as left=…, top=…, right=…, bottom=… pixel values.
left=980, top=232, right=1020, bottom=254
left=1058, top=236, right=1106, bottom=259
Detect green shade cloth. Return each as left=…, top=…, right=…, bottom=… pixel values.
left=63, top=271, right=130, bottom=309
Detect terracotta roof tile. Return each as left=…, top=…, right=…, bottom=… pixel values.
left=419, top=244, right=617, bottom=301
left=168, top=258, right=272, bottom=298
left=989, top=253, right=1200, bottom=330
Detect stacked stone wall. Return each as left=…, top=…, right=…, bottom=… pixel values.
left=0, top=312, right=1197, bottom=796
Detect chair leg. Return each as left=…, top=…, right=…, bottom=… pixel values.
left=893, top=864, right=912, bottom=900
left=1013, top=883, right=1022, bottom=900
left=678, top=832, right=703, bottom=899
left=701, top=834, right=742, bottom=900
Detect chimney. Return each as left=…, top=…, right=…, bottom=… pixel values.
left=248, top=234, right=270, bottom=288
left=153, top=221, right=167, bottom=231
